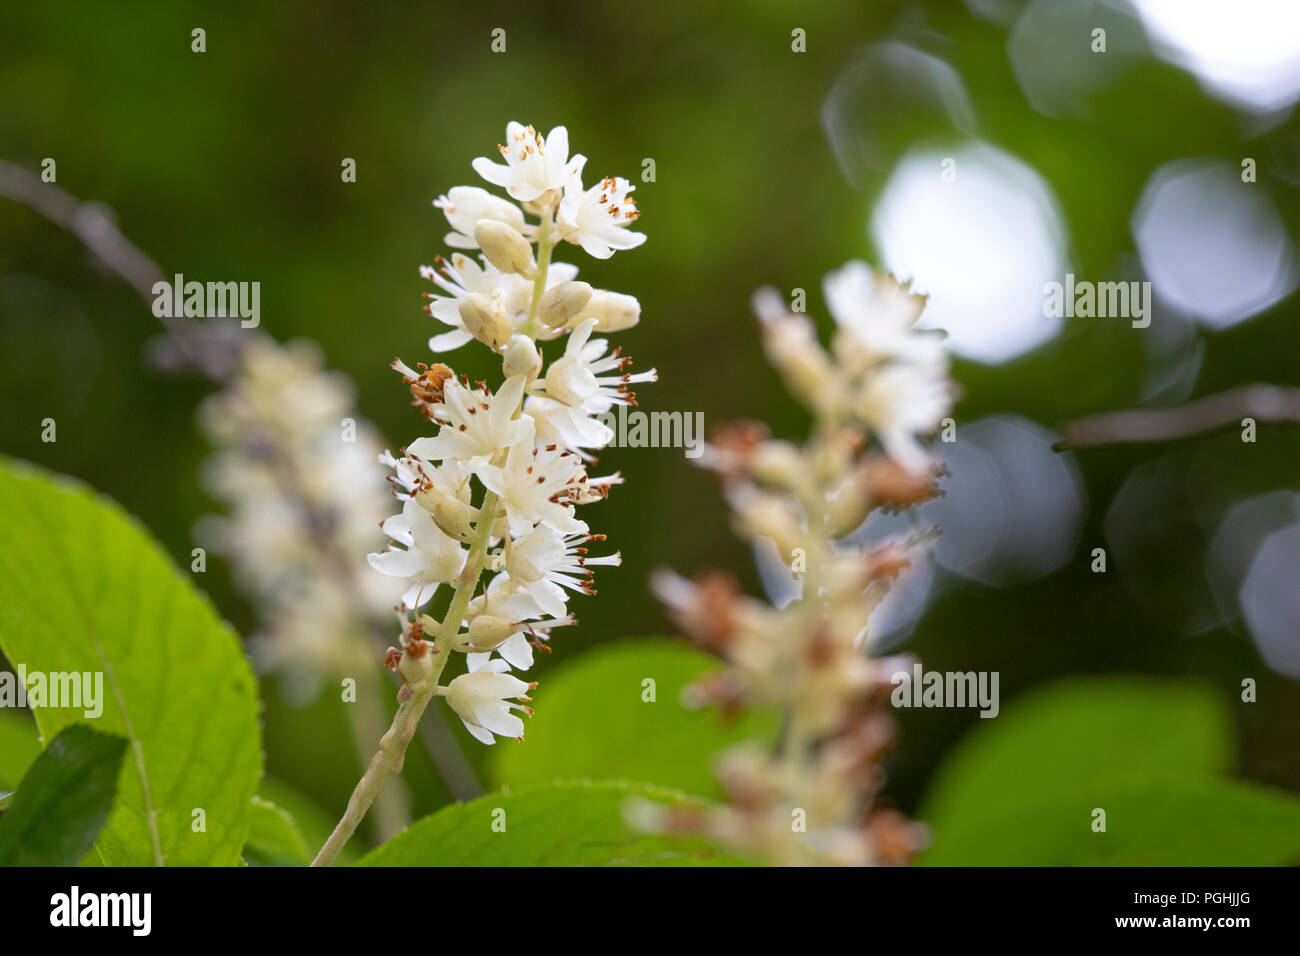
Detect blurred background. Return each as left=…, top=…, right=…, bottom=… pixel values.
left=2, top=0, right=1299, bottom=859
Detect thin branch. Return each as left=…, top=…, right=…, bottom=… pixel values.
left=0, top=157, right=234, bottom=378
left=0, top=158, right=165, bottom=302
left=1056, top=384, right=1300, bottom=449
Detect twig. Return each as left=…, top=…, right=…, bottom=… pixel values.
left=0, top=158, right=236, bottom=379
left=0, top=158, right=165, bottom=302
left=1056, top=384, right=1300, bottom=449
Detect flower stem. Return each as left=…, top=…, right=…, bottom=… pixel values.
left=310, top=490, right=500, bottom=867
left=522, top=214, right=553, bottom=334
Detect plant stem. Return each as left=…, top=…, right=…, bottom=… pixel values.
left=310, top=490, right=499, bottom=867
left=522, top=214, right=553, bottom=334
left=346, top=656, right=412, bottom=841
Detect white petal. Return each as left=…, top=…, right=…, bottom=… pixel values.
left=526, top=579, right=568, bottom=618
left=429, top=328, right=474, bottom=352
left=471, top=156, right=511, bottom=188
left=461, top=718, right=497, bottom=745
left=368, top=549, right=429, bottom=578
left=381, top=513, right=414, bottom=547
left=476, top=706, right=524, bottom=739
left=497, top=632, right=535, bottom=671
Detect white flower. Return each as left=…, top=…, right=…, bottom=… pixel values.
left=380, top=450, right=470, bottom=504
left=467, top=569, right=547, bottom=622
left=854, top=360, right=953, bottom=474
left=457, top=573, right=575, bottom=672
left=368, top=498, right=466, bottom=608
left=823, top=260, right=942, bottom=367
left=557, top=175, right=646, bottom=259
left=421, top=254, right=580, bottom=353
left=473, top=630, right=535, bottom=672
left=420, top=254, right=515, bottom=353
left=433, top=186, right=532, bottom=250
left=471, top=123, right=585, bottom=205
left=407, top=375, right=533, bottom=470
left=505, top=525, right=620, bottom=617
left=477, top=436, right=589, bottom=536
left=444, top=660, right=534, bottom=745
left=524, top=395, right=613, bottom=456
left=537, top=318, right=657, bottom=415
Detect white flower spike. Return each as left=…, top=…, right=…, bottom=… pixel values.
left=638, top=260, right=950, bottom=867
left=328, top=121, right=654, bottom=867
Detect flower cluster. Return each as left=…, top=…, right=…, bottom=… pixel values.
left=372, top=122, right=653, bottom=746
left=198, top=334, right=393, bottom=700
left=643, top=261, right=955, bottom=865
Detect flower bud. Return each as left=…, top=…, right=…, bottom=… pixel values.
left=474, top=220, right=535, bottom=277
left=505, top=544, right=545, bottom=583
left=586, top=290, right=640, bottom=332
left=540, top=356, right=590, bottom=408
left=825, top=476, right=872, bottom=538
left=397, top=639, right=435, bottom=686
left=750, top=441, right=806, bottom=489
left=414, top=484, right=475, bottom=539
left=538, top=280, right=593, bottom=329
left=464, top=614, right=521, bottom=651
left=459, top=293, right=512, bottom=351
left=502, top=334, right=542, bottom=381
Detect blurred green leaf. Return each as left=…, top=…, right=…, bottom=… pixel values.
left=256, top=777, right=359, bottom=866
left=924, top=779, right=1300, bottom=866
left=0, top=458, right=262, bottom=865
left=243, top=795, right=310, bottom=866
left=490, top=638, right=773, bottom=798
left=0, top=725, right=127, bottom=866
left=358, top=780, right=747, bottom=867
left=922, top=677, right=1230, bottom=823
left=0, top=709, right=41, bottom=790
left=917, top=677, right=1300, bottom=865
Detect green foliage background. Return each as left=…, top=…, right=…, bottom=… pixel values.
left=1, top=1, right=1298, bottom=863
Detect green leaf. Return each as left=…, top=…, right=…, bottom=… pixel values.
left=0, top=709, right=41, bottom=790
left=243, top=795, right=310, bottom=866
left=923, top=780, right=1300, bottom=866
left=490, top=638, right=773, bottom=799
left=0, top=458, right=262, bottom=866
left=0, top=725, right=128, bottom=866
left=920, top=676, right=1230, bottom=829
left=917, top=676, right=1300, bottom=865
left=255, top=777, right=359, bottom=865
left=358, top=780, right=749, bottom=866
